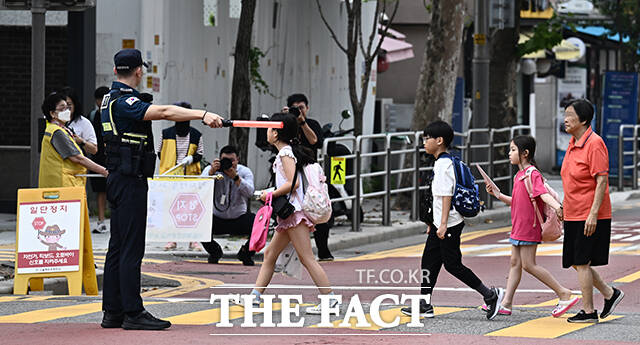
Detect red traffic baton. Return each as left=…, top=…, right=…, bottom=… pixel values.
left=221, top=119, right=283, bottom=129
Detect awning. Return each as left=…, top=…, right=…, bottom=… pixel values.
left=575, top=26, right=630, bottom=43
left=381, top=36, right=415, bottom=63
left=552, top=39, right=582, bottom=60
left=519, top=34, right=582, bottom=60
left=379, top=25, right=414, bottom=63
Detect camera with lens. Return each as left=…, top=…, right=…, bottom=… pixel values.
left=220, top=157, right=233, bottom=171
left=288, top=106, right=300, bottom=117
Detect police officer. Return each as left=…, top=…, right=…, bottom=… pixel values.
left=100, top=49, right=224, bottom=331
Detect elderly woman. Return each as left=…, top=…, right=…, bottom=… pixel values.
left=560, top=99, right=624, bottom=323
left=39, top=92, right=108, bottom=188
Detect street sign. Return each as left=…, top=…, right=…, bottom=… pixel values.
left=601, top=72, right=639, bottom=178
left=330, top=157, right=346, bottom=185
left=473, top=34, right=486, bottom=45
left=146, top=178, right=214, bottom=242
left=169, top=193, right=206, bottom=228
left=14, top=186, right=97, bottom=295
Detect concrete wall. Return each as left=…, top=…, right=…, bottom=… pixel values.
left=377, top=24, right=427, bottom=104
left=96, top=0, right=378, bottom=188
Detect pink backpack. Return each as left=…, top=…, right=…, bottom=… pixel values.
left=250, top=192, right=272, bottom=252
left=522, top=166, right=563, bottom=242
left=300, top=163, right=332, bottom=224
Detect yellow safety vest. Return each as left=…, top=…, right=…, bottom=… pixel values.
left=158, top=127, right=202, bottom=176
left=38, top=121, right=87, bottom=188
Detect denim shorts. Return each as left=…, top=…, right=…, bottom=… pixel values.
left=509, top=238, right=541, bottom=246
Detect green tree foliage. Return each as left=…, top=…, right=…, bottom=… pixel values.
left=517, top=14, right=573, bottom=57
left=594, top=0, right=640, bottom=71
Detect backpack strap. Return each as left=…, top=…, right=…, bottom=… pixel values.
left=437, top=152, right=461, bottom=185
left=522, top=166, right=544, bottom=227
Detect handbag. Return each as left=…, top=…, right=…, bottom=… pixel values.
left=522, top=166, right=563, bottom=242
left=249, top=192, right=272, bottom=252
left=271, top=169, right=299, bottom=219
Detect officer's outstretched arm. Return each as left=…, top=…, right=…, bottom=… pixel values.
left=144, top=105, right=224, bottom=128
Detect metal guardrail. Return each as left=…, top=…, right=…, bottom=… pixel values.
left=321, top=126, right=531, bottom=232
left=618, top=125, right=640, bottom=190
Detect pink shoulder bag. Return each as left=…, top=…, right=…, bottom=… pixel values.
left=522, top=166, right=563, bottom=242
left=250, top=192, right=272, bottom=252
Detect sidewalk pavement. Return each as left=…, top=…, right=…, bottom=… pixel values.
left=1, top=176, right=638, bottom=294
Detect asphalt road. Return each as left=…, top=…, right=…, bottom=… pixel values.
left=0, top=205, right=639, bottom=344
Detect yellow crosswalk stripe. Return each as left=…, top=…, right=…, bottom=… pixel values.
left=0, top=296, right=58, bottom=302
left=92, top=255, right=169, bottom=264
left=486, top=314, right=623, bottom=338
left=165, top=303, right=307, bottom=325
left=141, top=272, right=223, bottom=298
left=0, top=301, right=165, bottom=323
left=615, top=269, right=640, bottom=283
left=312, top=306, right=467, bottom=330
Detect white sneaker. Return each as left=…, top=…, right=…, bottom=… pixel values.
left=232, top=295, right=261, bottom=308
left=92, top=222, right=108, bottom=234
left=305, top=300, right=340, bottom=315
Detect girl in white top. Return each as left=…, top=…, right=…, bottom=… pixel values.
left=251, top=112, right=337, bottom=315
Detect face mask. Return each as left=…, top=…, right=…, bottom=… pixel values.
left=57, top=109, right=71, bottom=122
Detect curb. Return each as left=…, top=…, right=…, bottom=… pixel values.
left=0, top=269, right=104, bottom=295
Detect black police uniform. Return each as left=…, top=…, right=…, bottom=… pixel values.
left=100, top=80, right=154, bottom=316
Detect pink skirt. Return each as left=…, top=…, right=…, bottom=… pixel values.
left=276, top=210, right=316, bottom=233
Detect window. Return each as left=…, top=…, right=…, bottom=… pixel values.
left=204, top=0, right=218, bottom=26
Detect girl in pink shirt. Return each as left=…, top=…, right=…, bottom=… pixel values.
left=485, top=135, right=579, bottom=317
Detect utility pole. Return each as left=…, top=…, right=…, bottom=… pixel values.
left=30, top=0, right=46, bottom=187
left=472, top=0, right=490, bottom=204
left=472, top=0, right=490, bottom=133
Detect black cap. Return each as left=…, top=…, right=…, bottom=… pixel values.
left=114, top=49, right=148, bottom=71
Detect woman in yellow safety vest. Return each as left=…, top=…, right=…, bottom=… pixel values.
left=39, top=92, right=108, bottom=188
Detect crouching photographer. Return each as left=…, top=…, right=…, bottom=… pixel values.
left=201, top=145, right=256, bottom=266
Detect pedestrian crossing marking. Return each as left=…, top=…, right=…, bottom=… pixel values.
left=0, top=301, right=165, bottom=323
left=341, top=238, right=638, bottom=260
left=485, top=314, right=623, bottom=338
left=141, top=272, right=223, bottom=298
left=0, top=302, right=103, bottom=323
left=0, top=295, right=57, bottom=303
left=165, top=303, right=306, bottom=325
left=93, top=255, right=169, bottom=264
left=514, top=295, right=581, bottom=308
left=311, top=306, right=467, bottom=330
left=615, top=269, right=640, bottom=283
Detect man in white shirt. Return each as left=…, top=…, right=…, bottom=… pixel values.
left=201, top=145, right=256, bottom=266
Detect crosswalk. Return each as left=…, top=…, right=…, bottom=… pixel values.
left=0, top=295, right=626, bottom=339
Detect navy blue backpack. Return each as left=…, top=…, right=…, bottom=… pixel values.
left=440, top=153, right=483, bottom=217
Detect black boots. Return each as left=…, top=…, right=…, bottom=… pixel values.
left=237, top=242, right=256, bottom=266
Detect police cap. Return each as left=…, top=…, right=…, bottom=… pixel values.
left=114, top=49, right=149, bottom=71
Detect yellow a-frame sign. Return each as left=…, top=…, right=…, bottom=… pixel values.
left=13, top=187, right=97, bottom=295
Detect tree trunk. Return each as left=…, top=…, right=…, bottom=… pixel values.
left=488, top=2, right=520, bottom=129
left=411, top=0, right=465, bottom=130
left=394, top=0, right=464, bottom=210
left=229, top=0, right=257, bottom=164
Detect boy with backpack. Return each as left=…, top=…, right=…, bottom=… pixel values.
left=401, top=120, right=504, bottom=320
